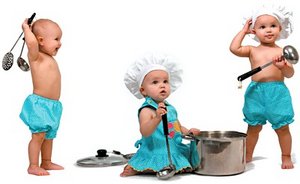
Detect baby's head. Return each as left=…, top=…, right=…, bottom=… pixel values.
left=124, top=53, right=182, bottom=100
left=31, top=19, right=62, bottom=55
left=249, top=5, right=293, bottom=42
left=32, top=19, right=61, bottom=38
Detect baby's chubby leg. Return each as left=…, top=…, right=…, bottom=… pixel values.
left=275, top=125, right=294, bottom=169
left=28, top=132, right=50, bottom=176
left=246, top=125, right=262, bottom=162
left=40, top=139, right=64, bottom=170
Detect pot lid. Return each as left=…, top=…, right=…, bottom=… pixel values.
left=76, top=149, right=134, bottom=167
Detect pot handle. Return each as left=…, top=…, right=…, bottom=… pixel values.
left=181, top=133, right=197, bottom=141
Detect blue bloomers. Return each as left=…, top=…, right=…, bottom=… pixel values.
left=20, top=94, right=63, bottom=139
left=243, top=81, right=294, bottom=129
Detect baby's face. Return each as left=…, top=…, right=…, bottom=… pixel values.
left=140, top=70, right=171, bottom=103
left=40, top=23, right=62, bottom=56
left=252, top=15, right=282, bottom=43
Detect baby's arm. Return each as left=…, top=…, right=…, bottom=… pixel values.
left=273, top=56, right=295, bottom=78
left=229, top=19, right=252, bottom=57
left=139, top=104, right=167, bottom=137
left=179, top=121, right=201, bottom=136
left=22, top=19, right=39, bottom=63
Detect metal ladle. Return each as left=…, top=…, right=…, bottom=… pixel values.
left=156, top=113, right=176, bottom=180
left=2, top=13, right=35, bottom=71
left=2, top=31, right=23, bottom=70
left=18, top=13, right=36, bottom=71
left=237, top=45, right=299, bottom=82
left=17, top=38, right=30, bottom=71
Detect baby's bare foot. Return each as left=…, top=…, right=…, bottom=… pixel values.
left=246, top=153, right=253, bottom=163
left=28, top=166, right=50, bottom=176
left=120, top=165, right=138, bottom=177
left=281, top=155, right=294, bottom=169
left=41, top=162, right=64, bottom=170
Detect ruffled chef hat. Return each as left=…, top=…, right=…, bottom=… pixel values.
left=124, top=53, right=183, bottom=99
left=249, top=4, right=293, bottom=42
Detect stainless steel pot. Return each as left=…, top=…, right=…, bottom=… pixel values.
left=184, top=131, right=247, bottom=176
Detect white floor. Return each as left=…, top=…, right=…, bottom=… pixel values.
left=1, top=156, right=297, bottom=184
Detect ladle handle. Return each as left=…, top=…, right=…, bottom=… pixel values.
left=162, top=114, right=169, bottom=136
left=21, top=13, right=36, bottom=42
left=162, top=113, right=174, bottom=167
left=28, top=13, right=36, bottom=25
left=237, top=66, right=262, bottom=81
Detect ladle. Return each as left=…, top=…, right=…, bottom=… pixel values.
left=17, top=38, right=30, bottom=71
left=2, top=30, right=23, bottom=70
left=156, top=113, right=176, bottom=180
left=2, top=13, right=35, bottom=71
left=237, top=45, right=299, bottom=82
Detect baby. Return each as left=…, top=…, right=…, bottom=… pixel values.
left=121, top=53, right=201, bottom=176
left=230, top=5, right=295, bottom=169
left=20, top=18, right=63, bottom=175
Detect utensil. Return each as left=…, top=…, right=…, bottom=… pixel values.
left=17, top=38, right=30, bottom=71
left=2, top=13, right=36, bottom=71
left=237, top=45, right=299, bottom=82
left=156, top=113, right=176, bottom=180
left=2, top=31, right=23, bottom=70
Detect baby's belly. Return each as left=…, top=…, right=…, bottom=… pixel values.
left=251, top=67, right=284, bottom=82
left=33, top=87, right=61, bottom=100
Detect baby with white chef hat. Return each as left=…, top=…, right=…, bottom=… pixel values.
left=230, top=4, right=295, bottom=169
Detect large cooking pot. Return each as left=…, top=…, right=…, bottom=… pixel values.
left=184, top=131, right=247, bottom=176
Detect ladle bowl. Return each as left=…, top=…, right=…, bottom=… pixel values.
left=283, top=45, right=299, bottom=64
left=17, top=39, right=30, bottom=71
left=2, top=52, right=14, bottom=70
left=156, top=164, right=176, bottom=180
left=17, top=57, right=30, bottom=71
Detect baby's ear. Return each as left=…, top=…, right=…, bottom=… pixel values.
left=139, top=87, right=146, bottom=97
left=37, top=36, right=44, bottom=45
left=250, top=29, right=256, bottom=34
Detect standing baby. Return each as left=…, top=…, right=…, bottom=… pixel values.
left=20, top=18, right=63, bottom=175
left=230, top=5, right=295, bottom=169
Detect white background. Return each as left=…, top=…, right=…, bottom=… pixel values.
left=0, top=0, right=299, bottom=183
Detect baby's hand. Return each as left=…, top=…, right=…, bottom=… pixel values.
left=156, top=102, right=167, bottom=117
left=272, top=55, right=286, bottom=69
left=22, top=19, right=31, bottom=30
left=188, top=128, right=201, bottom=136
left=242, top=19, right=253, bottom=34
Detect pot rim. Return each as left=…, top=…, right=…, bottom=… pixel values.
left=183, top=130, right=247, bottom=141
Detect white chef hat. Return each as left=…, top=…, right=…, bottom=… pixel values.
left=248, top=4, right=293, bottom=42
left=124, top=53, right=183, bottom=99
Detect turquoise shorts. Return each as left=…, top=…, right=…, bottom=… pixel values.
left=243, top=81, right=294, bottom=129
left=20, top=94, right=63, bottom=139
